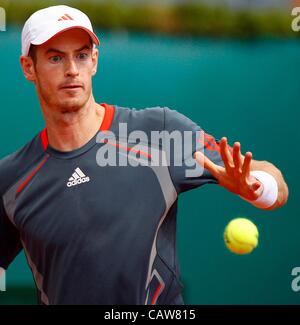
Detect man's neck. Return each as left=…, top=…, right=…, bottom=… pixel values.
left=42, top=98, right=105, bottom=152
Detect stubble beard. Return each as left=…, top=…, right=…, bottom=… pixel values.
left=37, top=79, right=92, bottom=116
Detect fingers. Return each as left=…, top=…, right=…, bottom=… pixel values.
left=241, top=151, right=252, bottom=180
left=194, top=151, right=220, bottom=179
left=233, top=142, right=243, bottom=173
left=245, top=180, right=263, bottom=200
left=253, top=181, right=264, bottom=198
left=252, top=181, right=262, bottom=191
left=220, top=137, right=234, bottom=172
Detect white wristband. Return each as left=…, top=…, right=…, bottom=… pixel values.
left=247, top=170, right=278, bottom=208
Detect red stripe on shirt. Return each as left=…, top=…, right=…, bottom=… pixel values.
left=151, top=283, right=163, bottom=305
left=100, top=103, right=115, bottom=131
left=16, top=156, right=49, bottom=195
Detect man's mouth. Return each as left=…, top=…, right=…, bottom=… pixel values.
left=60, top=84, right=83, bottom=90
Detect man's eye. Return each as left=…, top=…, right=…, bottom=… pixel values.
left=49, top=56, right=62, bottom=63
left=77, top=53, right=88, bottom=60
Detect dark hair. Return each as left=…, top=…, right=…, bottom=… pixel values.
left=28, top=44, right=37, bottom=64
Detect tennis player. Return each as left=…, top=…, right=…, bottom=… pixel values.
left=0, top=5, right=288, bottom=305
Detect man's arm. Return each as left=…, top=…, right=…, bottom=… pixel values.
left=194, top=137, right=289, bottom=211
left=250, top=159, right=289, bottom=210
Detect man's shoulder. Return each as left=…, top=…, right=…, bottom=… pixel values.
left=114, top=104, right=198, bottom=132
left=0, top=133, right=44, bottom=195
left=115, top=104, right=165, bottom=124
left=114, top=105, right=186, bottom=131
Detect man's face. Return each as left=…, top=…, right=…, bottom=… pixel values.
left=24, top=28, right=98, bottom=113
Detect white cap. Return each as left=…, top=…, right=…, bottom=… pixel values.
left=21, top=5, right=100, bottom=56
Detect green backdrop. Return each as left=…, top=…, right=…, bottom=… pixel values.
left=0, top=28, right=299, bottom=304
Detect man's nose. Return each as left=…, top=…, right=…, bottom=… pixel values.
left=64, top=59, right=79, bottom=77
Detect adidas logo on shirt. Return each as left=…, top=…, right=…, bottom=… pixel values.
left=67, top=167, right=90, bottom=187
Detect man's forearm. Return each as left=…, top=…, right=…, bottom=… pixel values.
left=250, top=159, right=289, bottom=210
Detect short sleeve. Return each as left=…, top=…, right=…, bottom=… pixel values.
left=0, top=197, right=22, bottom=269
left=164, top=107, right=232, bottom=194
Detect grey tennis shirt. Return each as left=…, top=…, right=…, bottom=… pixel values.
left=0, top=103, right=226, bottom=304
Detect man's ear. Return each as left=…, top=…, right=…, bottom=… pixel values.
left=91, top=47, right=98, bottom=76
left=20, top=56, right=36, bottom=82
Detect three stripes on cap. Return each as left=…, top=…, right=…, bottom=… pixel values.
left=58, top=14, right=74, bottom=21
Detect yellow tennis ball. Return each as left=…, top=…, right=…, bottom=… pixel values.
left=224, top=218, right=259, bottom=255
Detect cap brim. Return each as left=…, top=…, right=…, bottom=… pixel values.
left=31, top=25, right=100, bottom=49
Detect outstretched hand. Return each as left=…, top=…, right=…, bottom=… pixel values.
left=194, top=137, right=263, bottom=201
